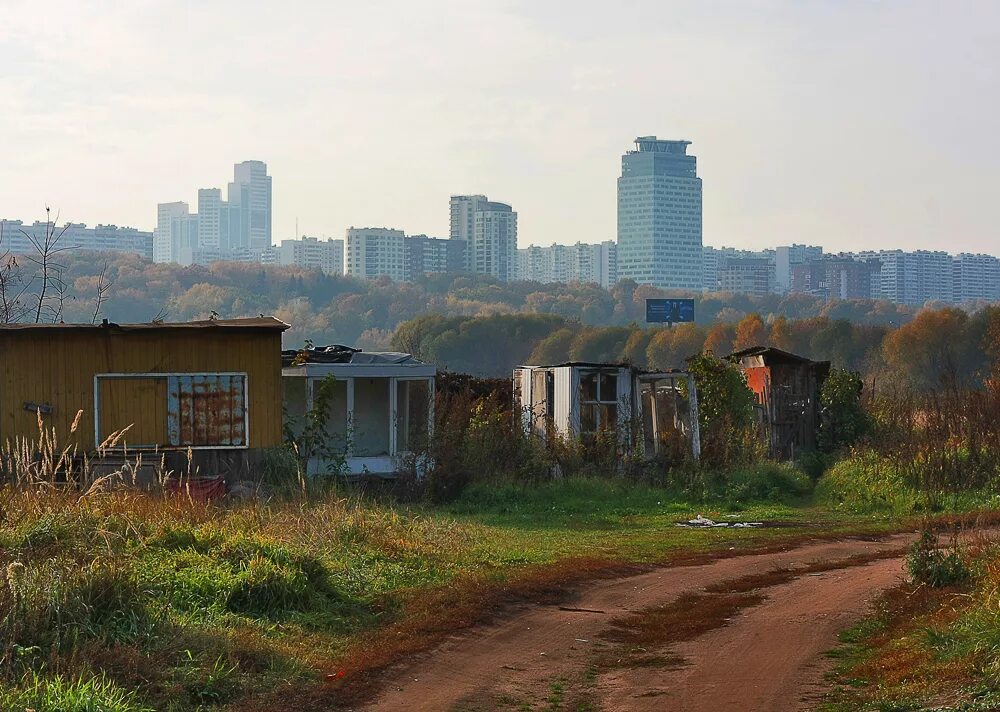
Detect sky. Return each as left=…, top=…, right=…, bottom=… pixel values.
left=1, top=0, right=999, bottom=254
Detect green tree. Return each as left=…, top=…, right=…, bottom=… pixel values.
left=818, top=368, right=868, bottom=451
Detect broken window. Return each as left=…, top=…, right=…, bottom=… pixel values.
left=396, top=379, right=431, bottom=452
left=579, top=370, right=619, bottom=434
left=529, top=370, right=554, bottom=434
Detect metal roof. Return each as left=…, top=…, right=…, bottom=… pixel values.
left=282, top=344, right=428, bottom=367
left=0, top=317, right=289, bottom=333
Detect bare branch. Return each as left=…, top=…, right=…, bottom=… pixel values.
left=91, top=261, right=113, bottom=324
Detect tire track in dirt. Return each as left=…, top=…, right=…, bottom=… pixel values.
left=360, top=533, right=915, bottom=711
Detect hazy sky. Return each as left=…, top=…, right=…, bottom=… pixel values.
left=2, top=1, right=999, bottom=254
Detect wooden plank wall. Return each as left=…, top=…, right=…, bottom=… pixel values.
left=0, top=329, right=283, bottom=449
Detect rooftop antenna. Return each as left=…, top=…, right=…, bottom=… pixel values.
left=295, top=216, right=299, bottom=239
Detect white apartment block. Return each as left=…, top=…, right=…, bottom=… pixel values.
left=261, top=236, right=345, bottom=276
left=474, top=201, right=517, bottom=282
left=853, top=250, right=953, bottom=305
left=953, top=253, right=1000, bottom=304
left=2, top=219, right=153, bottom=259
left=345, top=227, right=406, bottom=281
left=516, top=241, right=617, bottom=288
left=450, top=195, right=517, bottom=280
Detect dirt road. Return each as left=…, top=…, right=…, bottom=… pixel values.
left=362, top=532, right=916, bottom=711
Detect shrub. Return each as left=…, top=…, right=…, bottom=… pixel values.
left=226, top=556, right=313, bottom=616
left=906, top=529, right=972, bottom=587
left=722, top=463, right=813, bottom=505
left=796, top=449, right=836, bottom=480
left=815, top=451, right=919, bottom=513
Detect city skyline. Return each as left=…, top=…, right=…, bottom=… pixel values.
left=2, top=2, right=1000, bottom=256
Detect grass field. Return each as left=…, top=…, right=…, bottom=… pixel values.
left=0, top=472, right=905, bottom=712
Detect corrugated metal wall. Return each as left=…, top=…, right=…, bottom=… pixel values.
left=553, top=366, right=575, bottom=436
left=0, top=329, right=283, bottom=449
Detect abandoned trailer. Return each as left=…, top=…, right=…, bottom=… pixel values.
left=513, top=363, right=700, bottom=460
left=282, top=345, right=436, bottom=476
left=0, top=317, right=289, bottom=477
left=728, top=346, right=830, bottom=459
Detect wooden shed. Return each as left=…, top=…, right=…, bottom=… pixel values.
left=0, top=317, right=288, bottom=475
left=728, top=346, right=830, bottom=459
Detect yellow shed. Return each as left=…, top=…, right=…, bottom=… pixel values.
left=0, top=318, right=288, bottom=468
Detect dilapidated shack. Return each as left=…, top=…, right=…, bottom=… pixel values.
left=282, top=345, right=436, bottom=476
left=513, top=363, right=700, bottom=460
left=728, top=346, right=830, bottom=459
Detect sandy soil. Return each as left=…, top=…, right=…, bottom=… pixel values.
left=360, top=532, right=915, bottom=711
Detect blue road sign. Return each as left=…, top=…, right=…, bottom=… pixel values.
left=645, top=298, right=695, bottom=324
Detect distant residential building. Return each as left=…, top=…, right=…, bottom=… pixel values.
left=703, top=246, right=774, bottom=292
left=153, top=202, right=198, bottom=264
left=345, top=227, right=406, bottom=281
left=405, top=235, right=467, bottom=280
left=575, top=241, right=618, bottom=289
left=617, top=136, right=703, bottom=290
left=474, top=201, right=517, bottom=282
left=450, top=194, right=517, bottom=280
left=515, top=241, right=617, bottom=288
left=719, top=257, right=775, bottom=296
left=791, top=255, right=878, bottom=300
left=1, top=219, right=153, bottom=259
left=261, top=236, right=344, bottom=276
left=952, top=253, right=1000, bottom=304
left=775, top=244, right=823, bottom=293
left=154, top=160, right=271, bottom=264
left=449, top=194, right=487, bottom=271
left=854, top=250, right=952, bottom=305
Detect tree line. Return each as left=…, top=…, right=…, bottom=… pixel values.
left=14, top=251, right=999, bottom=387
left=392, top=306, right=1000, bottom=389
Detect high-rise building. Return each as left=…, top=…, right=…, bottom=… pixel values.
left=197, top=189, right=222, bottom=250
left=617, top=136, right=703, bottom=290
left=450, top=194, right=516, bottom=278
left=952, top=253, right=1000, bottom=304
left=229, top=160, right=272, bottom=250
left=155, top=160, right=270, bottom=264
left=345, top=227, right=406, bottom=282
left=260, top=236, right=344, bottom=276
left=474, top=201, right=517, bottom=281
left=449, top=195, right=487, bottom=240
